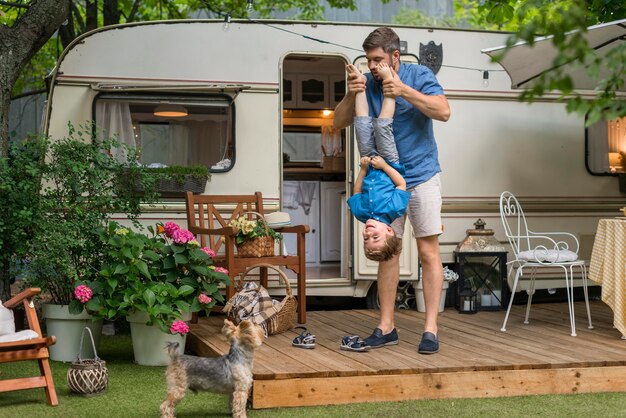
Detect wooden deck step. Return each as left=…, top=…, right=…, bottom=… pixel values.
left=188, top=301, right=626, bottom=408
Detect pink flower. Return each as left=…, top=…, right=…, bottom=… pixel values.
left=163, top=222, right=181, bottom=238
left=201, top=247, right=216, bottom=257
left=198, top=294, right=212, bottom=304
left=74, top=285, right=93, bottom=304
left=171, top=228, right=195, bottom=244
left=215, top=267, right=229, bottom=274
left=170, top=320, right=190, bottom=335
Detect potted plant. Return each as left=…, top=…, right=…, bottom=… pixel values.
left=228, top=215, right=283, bottom=257
left=74, top=221, right=230, bottom=366
left=19, top=123, right=160, bottom=361
left=414, top=266, right=459, bottom=313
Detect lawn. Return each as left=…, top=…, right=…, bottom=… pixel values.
left=0, top=334, right=624, bottom=417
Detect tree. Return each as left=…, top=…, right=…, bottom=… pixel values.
left=464, top=0, right=626, bottom=124
left=0, top=0, right=70, bottom=157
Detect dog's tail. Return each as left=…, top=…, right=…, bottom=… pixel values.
left=165, top=341, right=180, bottom=359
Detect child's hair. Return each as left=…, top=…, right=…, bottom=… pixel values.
left=364, top=235, right=402, bottom=262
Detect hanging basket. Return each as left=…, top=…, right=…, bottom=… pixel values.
left=235, top=212, right=275, bottom=258
left=67, top=327, right=109, bottom=396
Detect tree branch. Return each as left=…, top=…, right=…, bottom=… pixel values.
left=0, top=1, right=28, bottom=8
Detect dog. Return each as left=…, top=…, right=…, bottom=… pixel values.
left=160, top=319, right=265, bottom=418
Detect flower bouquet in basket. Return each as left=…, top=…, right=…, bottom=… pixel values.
left=227, top=214, right=283, bottom=258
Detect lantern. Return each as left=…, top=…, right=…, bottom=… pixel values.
left=454, top=219, right=509, bottom=312
left=458, top=279, right=478, bottom=314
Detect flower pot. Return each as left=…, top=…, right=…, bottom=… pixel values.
left=413, top=280, right=449, bottom=313
left=42, top=304, right=103, bottom=362
left=126, top=311, right=191, bottom=366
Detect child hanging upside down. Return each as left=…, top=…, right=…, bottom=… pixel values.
left=347, top=62, right=410, bottom=262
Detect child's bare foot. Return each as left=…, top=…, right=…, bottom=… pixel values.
left=376, top=62, right=392, bottom=81
left=347, top=64, right=366, bottom=83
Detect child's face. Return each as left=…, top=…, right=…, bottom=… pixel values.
left=362, top=219, right=394, bottom=252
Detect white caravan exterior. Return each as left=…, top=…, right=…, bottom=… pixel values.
left=44, top=20, right=625, bottom=302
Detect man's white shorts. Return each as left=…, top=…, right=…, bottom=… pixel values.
left=391, top=173, right=443, bottom=239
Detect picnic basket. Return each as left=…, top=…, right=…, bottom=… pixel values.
left=235, top=212, right=275, bottom=258
left=67, top=327, right=108, bottom=396
left=225, top=263, right=297, bottom=335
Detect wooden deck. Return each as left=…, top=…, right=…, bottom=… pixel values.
left=188, top=301, right=626, bottom=409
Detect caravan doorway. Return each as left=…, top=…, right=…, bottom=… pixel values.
left=281, top=54, right=349, bottom=284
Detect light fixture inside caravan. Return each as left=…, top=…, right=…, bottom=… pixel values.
left=322, top=109, right=333, bottom=117
left=154, top=104, right=188, bottom=117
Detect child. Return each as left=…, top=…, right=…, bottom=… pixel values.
left=347, top=62, right=410, bottom=262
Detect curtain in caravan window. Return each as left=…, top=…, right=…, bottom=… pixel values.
left=168, top=124, right=190, bottom=166
left=587, top=121, right=610, bottom=173
left=95, top=101, right=135, bottom=160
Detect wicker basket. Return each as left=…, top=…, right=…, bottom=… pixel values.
left=237, top=263, right=297, bottom=335
left=235, top=212, right=275, bottom=258
left=67, top=327, right=108, bottom=396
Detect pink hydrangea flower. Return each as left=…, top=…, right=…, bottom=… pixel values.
left=163, top=222, right=181, bottom=238
left=171, top=228, right=195, bottom=244
left=198, top=294, right=212, bottom=304
left=170, top=320, right=190, bottom=335
left=74, top=285, right=93, bottom=304
left=215, top=267, right=229, bottom=274
left=201, top=247, right=216, bottom=257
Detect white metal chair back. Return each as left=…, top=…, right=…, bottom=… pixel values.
left=499, top=191, right=531, bottom=259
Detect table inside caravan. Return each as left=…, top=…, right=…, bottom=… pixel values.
left=588, top=218, right=626, bottom=339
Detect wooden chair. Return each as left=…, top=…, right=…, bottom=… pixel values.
left=0, top=288, right=58, bottom=406
left=185, top=191, right=310, bottom=324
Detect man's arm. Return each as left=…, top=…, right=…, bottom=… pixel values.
left=334, top=67, right=366, bottom=129
left=383, top=69, right=450, bottom=122
left=334, top=92, right=356, bottom=129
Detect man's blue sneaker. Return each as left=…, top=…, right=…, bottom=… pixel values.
left=362, top=327, right=399, bottom=349
left=418, top=331, right=439, bottom=354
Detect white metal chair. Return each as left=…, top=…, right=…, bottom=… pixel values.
left=499, top=191, right=593, bottom=336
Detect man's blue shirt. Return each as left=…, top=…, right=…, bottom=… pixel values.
left=365, top=63, right=444, bottom=188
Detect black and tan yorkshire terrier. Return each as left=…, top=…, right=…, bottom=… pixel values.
left=160, top=319, right=265, bottom=418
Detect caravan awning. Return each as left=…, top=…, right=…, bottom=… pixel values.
left=90, top=83, right=252, bottom=99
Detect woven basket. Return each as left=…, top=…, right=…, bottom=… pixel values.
left=67, top=327, right=108, bottom=396
left=238, top=263, right=297, bottom=335
left=154, top=175, right=208, bottom=194
left=235, top=212, right=275, bottom=258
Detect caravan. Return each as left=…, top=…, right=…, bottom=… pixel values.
left=44, top=20, right=625, bottom=307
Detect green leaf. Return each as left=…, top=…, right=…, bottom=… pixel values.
left=143, top=250, right=160, bottom=261
left=135, top=259, right=150, bottom=279
left=68, top=299, right=84, bottom=314
left=143, top=289, right=156, bottom=307
left=175, top=301, right=191, bottom=313
left=174, top=253, right=188, bottom=265
left=114, top=264, right=130, bottom=275
left=178, top=285, right=195, bottom=296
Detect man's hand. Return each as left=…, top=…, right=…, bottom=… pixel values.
left=346, top=64, right=366, bottom=94
left=382, top=67, right=405, bottom=98
left=370, top=156, right=388, bottom=169
left=359, top=156, right=371, bottom=170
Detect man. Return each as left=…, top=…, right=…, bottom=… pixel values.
left=334, top=27, right=450, bottom=354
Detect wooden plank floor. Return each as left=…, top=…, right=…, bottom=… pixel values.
left=188, top=301, right=626, bottom=408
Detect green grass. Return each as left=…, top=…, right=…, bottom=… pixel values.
left=0, top=335, right=624, bottom=417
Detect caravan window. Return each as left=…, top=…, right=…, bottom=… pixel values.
left=94, top=94, right=234, bottom=172
left=586, top=116, right=626, bottom=175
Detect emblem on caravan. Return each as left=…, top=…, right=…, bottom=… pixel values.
left=419, top=41, right=443, bottom=74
